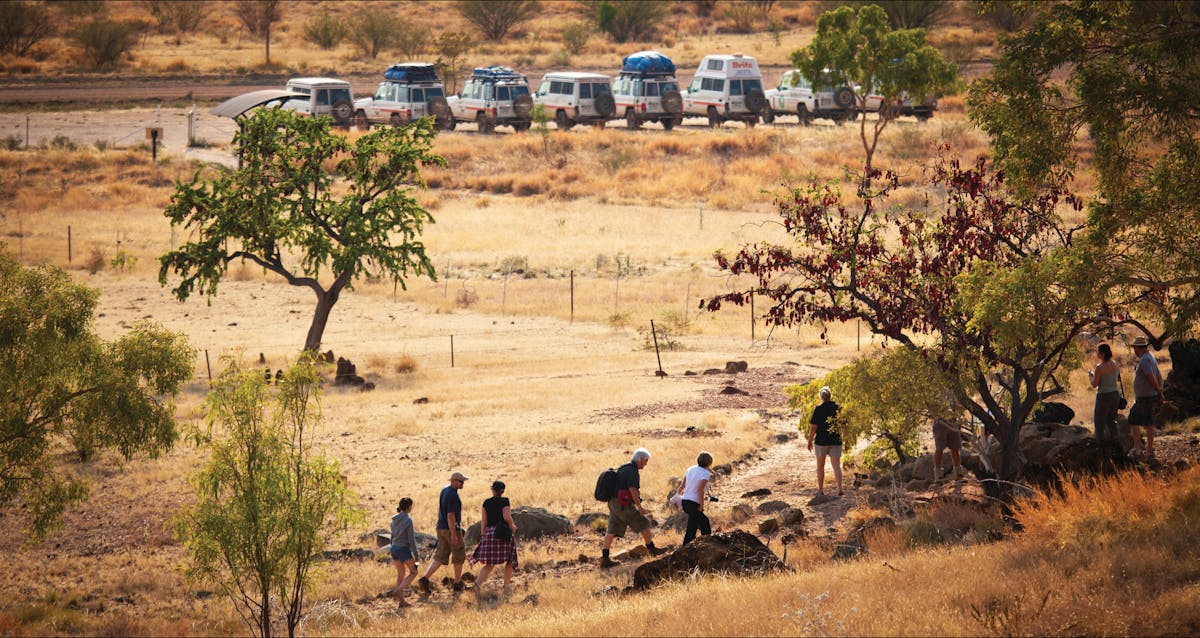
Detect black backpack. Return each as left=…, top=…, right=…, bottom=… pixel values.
left=594, top=467, right=620, bottom=502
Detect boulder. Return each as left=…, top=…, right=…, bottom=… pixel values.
left=1165, top=340, right=1200, bottom=420
left=719, top=386, right=750, bottom=396
left=779, top=507, right=805, bottom=528
left=724, top=361, right=749, bottom=374
left=631, top=530, right=788, bottom=590
left=703, top=368, right=724, bottom=375
left=661, top=512, right=689, bottom=531
left=756, top=500, right=790, bottom=514
left=1032, top=402, right=1075, bottom=425
left=758, top=518, right=780, bottom=534
left=465, top=506, right=572, bottom=545
left=730, top=503, right=754, bottom=523
left=741, top=488, right=772, bottom=498
left=713, top=463, right=733, bottom=476
left=832, top=516, right=895, bottom=561
left=613, top=546, right=650, bottom=562
left=905, top=479, right=930, bottom=492
left=576, top=512, right=608, bottom=529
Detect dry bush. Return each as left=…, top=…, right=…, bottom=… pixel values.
left=84, top=245, right=106, bottom=274
left=394, top=354, right=418, bottom=374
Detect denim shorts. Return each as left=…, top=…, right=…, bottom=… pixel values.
left=390, top=544, right=414, bottom=562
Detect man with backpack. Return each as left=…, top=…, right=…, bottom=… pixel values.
left=598, top=448, right=666, bottom=569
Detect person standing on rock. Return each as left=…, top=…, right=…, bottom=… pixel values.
left=470, top=480, right=519, bottom=593
left=932, top=417, right=964, bottom=481
left=806, top=386, right=843, bottom=496
left=677, top=451, right=714, bottom=546
left=389, top=497, right=420, bottom=608
left=418, top=471, right=468, bottom=595
left=600, top=448, right=667, bottom=569
left=1089, top=342, right=1123, bottom=449
left=1130, top=336, right=1164, bottom=458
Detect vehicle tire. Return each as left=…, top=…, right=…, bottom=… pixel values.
left=331, top=99, right=354, bottom=125
left=747, top=115, right=758, bottom=128
left=594, top=93, right=616, bottom=118
left=513, top=94, right=533, bottom=119
left=833, top=87, right=855, bottom=110
left=555, top=109, right=574, bottom=130
left=625, top=108, right=641, bottom=130
left=428, top=96, right=453, bottom=130
left=352, top=110, right=370, bottom=130
left=761, top=106, right=775, bottom=124
left=745, top=88, right=767, bottom=114
left=662, top=117, right=677, bottom=131
left=476, top=112, right=495, bottom=134
left=513, top=121, right=530, bottom=132
left=390, top=113, right=404, bottom=127
left=797, top=104, right=812, bottom=126
left=707, top=106, right=722, bottom=128
left=916, top=112, right=932, bottom=122
left=445, top=118, right=457, bottom=131
left=661, top=90, right=683, bottom=115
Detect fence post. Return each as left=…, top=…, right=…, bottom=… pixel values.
left=187, top=104, right=196, bottom=147
left=450, top=335, right=455, bottom=368
left=18, top=219, right=22, bottom=261
left=25, top=114, right=29, bottom=149
left=502, top=268, right=509, bottom=315
left=443, top=258, right=450, bottom=297
left=750, top=293, right=755, bottom=342
left=68, top=225, right=72, bottom=263
left=684, top=281, right=691, bottom=322
left=651, top=320, right=664, bottom=376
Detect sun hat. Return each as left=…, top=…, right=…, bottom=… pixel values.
left=450, top=471, right=468, bottom=482
left=1131, top=336, right=1150, bottom=348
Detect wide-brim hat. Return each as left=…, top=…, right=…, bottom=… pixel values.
left=1131, top=336, right=1150, bottom=348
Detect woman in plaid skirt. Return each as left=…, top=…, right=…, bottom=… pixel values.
left=470, top=480, right=518, bottom=591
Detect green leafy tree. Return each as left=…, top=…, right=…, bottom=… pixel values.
left=789, top=348, right=961, bottom=468
left=347, top=7, right=397, bottom=59
left=969, top=0, right=1200, bottom=347
left=433, top=31, right=474, bottom=94
left=594, top=0, right=669, bottom=43
left=393, top=18, right=428, bottom=60
left=175, top=357, right=363, bottom=638
left=875, top=0, right=952, bottom=28
left=159, top=109, right=444, bottom=353
left=234, top=0, right=281, bottom=66
left=455, top=0, right=541, bottom=42
left=793, top=3, right=958, bottom=175
left=302, top=9, right=346, bottom=50
left=147, top=0, right=207, bottom=35
left=0, top=251, right=193, bottom=539
left=0, top=0, right=54, bottom=56
left=70, top=18, right=140, bottom=70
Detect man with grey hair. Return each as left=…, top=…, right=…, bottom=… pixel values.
left=600, top=447, right=666, bottom=569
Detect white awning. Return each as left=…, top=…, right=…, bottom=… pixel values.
left=211, top=90, right=303, bottom=119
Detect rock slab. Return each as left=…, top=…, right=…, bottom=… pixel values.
left=632, top=530, right=788, bottom=590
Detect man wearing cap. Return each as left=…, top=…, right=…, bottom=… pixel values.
left=418, top=471, right=468, bottom=594
left=1129, top=336, right=1164, bottom=457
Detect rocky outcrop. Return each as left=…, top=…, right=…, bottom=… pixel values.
left=631, top=530, right=788, bottom=590
left=832, top=516, right=895, bottom=560
left=1165, top=340, right=1200, bottom=420
left=465, top=506, right=572, bottom=545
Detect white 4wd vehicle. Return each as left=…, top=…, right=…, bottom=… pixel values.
left=534, top=72, right=616, bottom=130
left=612, top=50, right=683, bottom=130
left=860, top=88, right=937, bottom=121
left=352, top=63, right=452, bottom=130
left=448, top=66, right=534, bottom=133
left=681, top=54, right=767, bottom=127
left=283, top=77, right=355, bottom=127
left=763, top=69, right=855, bottom=125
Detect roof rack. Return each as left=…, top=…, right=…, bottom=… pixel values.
left=471, top=65, right=526, bottom=81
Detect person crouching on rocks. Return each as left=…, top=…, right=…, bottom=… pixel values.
left=470, top=480, right=519, bottom=593
left=390, top=497, right=420, bottom=608
left=677, top=451, right=714, bottom=546
left=600, top=448, right=667, bottom=569
left=806, top=386, right=844, bottom=497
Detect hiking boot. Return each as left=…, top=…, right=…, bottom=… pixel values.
left=417, top=577, right=432, bottom=595
left=452, top=581, right=466, bottom=592
left=599, top=556, right=620, bottom=569
left=396, top=595, right=411, bottom=609
left=647, top=545, right=668, bottom=557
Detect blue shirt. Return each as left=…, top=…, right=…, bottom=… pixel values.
left=436, top=485, right=462, bottom=530
left=1134, top=350, right=1162, bottom=398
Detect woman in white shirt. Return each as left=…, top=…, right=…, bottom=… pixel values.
left=676, top=451, right=714, bottom=546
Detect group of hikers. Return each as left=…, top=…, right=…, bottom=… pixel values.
left=385, top=342, right=1164, bottom=608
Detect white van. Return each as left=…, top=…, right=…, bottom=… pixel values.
left=352, top=63, right=451, bottom=130
left=534, top=72, right=615, bottom=130
left=681, top=54, right=767, bottom=127
left=283, top=77, right=355, bottom=127
left=763, top=69, right=856, bottom=125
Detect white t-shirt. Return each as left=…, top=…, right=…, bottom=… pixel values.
left=680, top=465, right=712, bottom=504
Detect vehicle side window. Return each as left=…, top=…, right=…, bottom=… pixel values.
left=395, top=86, right=409, bottom=103
left=645, top=82, right=659, bottom=97
left=411, top=88, right=425, bottom=103
left=730, top=80, right=743, bottom=96
left=701, top=78, right=724, bottom=92
left=707, top=59, right=724, bottom=71
left=580, top=83, right=592, bottom=98
left=593, top=83, right=611, bottom=96
left=484, top=84, right=495, bottom=100
left=316, top=89, right=329, bottom=106
left=551, top=80, right=570, bottom=95
left=497, top=86, right=510, bottom=101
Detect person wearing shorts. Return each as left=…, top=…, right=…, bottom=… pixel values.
left=932, top=417, right=963, bottom=481
left=806, top=386, right=844, bottom=496
left=599, top=448, right=666, bottom=569
left=418, top=472, right=468, bottom=594
left=1129, top=336, right=1164, bottom=458
left=389, top=497, right=419, bottom=608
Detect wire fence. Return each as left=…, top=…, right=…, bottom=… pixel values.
left=2, top=106, right=237, bottom=153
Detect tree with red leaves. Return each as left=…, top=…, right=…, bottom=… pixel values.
left=705, top=158, right=1094, bottom=482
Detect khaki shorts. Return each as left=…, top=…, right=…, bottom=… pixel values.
left=434, top=528, right=466, bottom=564
left=933, top=423, right=962, bottom=452
left=814, top=444, right=842, bottom=459
left=606, top=500, right=651, bottom=537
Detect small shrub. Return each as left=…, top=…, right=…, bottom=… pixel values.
left=394, top=355, right=418, bottom=374
left=2, top=135, right=22, bottom=151
left=561, top=21, right=591, bottom=55
left=163, top=57, right=190, bottom=72
left=901, top=511, right=944, bottom=546
left=607, top=310, right=631, bottom=329
left=455, top=285, right=478, bottom=308
left=498, top=255, right=528, bottom=275
left=44, top=135, right=78, bottom=151
left=303, top=10, right=346, bottom=50
left=109, top=249, right=137, bottom=272
left=85, top=246, right=106, bottom=274
left=70, top=18, right=140, bottom=71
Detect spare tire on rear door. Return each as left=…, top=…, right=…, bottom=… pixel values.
left=833, top=87, right=855, bottom=110
left=594, top=93, right=616, bottom=118
left=513, top=94, right=533, bottom=119
left=745, top=88, right=767, bottom=114
left=331, top=99, right=353, bottom=125
left=661, top=89, right=683, bottom=115
left=428, top=96, right=453, bottom=130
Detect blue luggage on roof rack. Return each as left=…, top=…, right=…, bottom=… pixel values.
left=621, top=51, right=675, bottom=75
left=384, top=63, right=440, bottom=83
left=472, top=65, right=523, bottom=80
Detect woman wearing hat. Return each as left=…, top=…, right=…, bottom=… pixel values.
left=469, top=480, right=519, bottom=592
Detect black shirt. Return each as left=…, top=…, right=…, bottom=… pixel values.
left=483, top=496, right=509, bottom=527
left=810, top=400, right=842, bottom=446
left=616, top=462, right=640, bottom=490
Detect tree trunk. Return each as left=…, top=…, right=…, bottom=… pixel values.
left=304, top=291, right=335, bottom=353
left=882, top=431, right=913, bottom=465
left=265, top=24, right=271, bottom=66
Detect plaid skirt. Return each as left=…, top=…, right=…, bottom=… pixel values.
left=470, top=525, right=519, bottom=566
